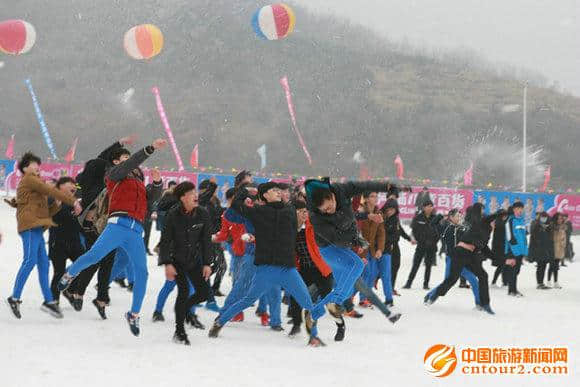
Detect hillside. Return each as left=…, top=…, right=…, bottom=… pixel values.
left=1, top=0, right=579, bottom=188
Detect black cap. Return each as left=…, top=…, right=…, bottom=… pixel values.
left=235, top=170, right=252, bottom=187
left=292, top=199, right=307, bottom=210
left=258, top=182, right=279, bottom=200
left=199, top=179, right=211, bottom=190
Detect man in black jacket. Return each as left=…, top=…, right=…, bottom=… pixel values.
left=425, top=203, right=496, bottom=315
left=209, top=182, right=325, bottom=346
left=143, top=171, right=164, bottom=255
left=403, top=200, right=441, bottom=290
left=49, top=177, right=85, bottom=304
left=158, top=181, right=213, bottom=345
left=381, top=198, right=413, bottom=293
left=304, top=179, right=400, bottom=322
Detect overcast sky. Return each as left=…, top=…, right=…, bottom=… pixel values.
left=294, top=0, right=580, bottom=96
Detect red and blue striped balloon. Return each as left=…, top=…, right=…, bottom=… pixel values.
left=252, top=4, right=295, bottom=41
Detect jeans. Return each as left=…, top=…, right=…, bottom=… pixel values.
left=12, top=228, right=53, bottom=302
left=218, top=265, right=322, bottom=336
left=66, top=217, right=147, bottom=314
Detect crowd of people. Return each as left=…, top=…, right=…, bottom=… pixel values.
left=1, top=136, right=575, bottom=347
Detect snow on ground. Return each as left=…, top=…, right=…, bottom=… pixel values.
left=0, top=205, right=578, bottom=387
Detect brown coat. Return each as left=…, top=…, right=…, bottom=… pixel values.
left=15, top=173, right=77, bottom=233
left=553, top=224, right=567, bottom=260
left=358, top=204, right=386, bottom=259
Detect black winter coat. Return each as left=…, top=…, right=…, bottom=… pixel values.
left=528, top=220, right=553, bottom=262
left=49, top=204, right=83, bottom=252
left=305, top=180, right=391, bottom=248
left=491, top=217, right=507, bottom=266
left=231, top=189, right=298, bottom=267
left=383, top=213, right=411, bottom=252
left=158, top=204, right=213, bottom=269
left=411, top=212, right=442, bottom=249
left=77, top=142, right=123, bottom=208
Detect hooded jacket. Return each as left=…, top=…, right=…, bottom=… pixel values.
left=304, top=178, right=391, bottom=248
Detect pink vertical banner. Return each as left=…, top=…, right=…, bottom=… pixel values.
left=279, top=76, right=313, bottom=165
left=151, top=86, right=185, bottom=171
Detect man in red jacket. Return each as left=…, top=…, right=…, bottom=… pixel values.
left=58, top=138, right=167, bottom=336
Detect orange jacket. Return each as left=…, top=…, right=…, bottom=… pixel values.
left=295, top=218, right=332, bottom=277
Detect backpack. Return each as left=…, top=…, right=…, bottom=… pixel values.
left=77, top=183, right=119, bottom=235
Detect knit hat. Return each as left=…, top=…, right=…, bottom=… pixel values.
left=292, top=199, right=307, bottom=210
left=198, top=179, right=211, bottom=190
left=384, top=198, right=399, bottom=210
left=258, top=182, right=279, bottom=200
left=234, top=170, right=252, bottom=187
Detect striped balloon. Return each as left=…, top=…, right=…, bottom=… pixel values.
left=252, top=4, right=295, bottom=41
left=123, top=24, right=164, bottom=60
left=0, top=20, right=36, bottom=55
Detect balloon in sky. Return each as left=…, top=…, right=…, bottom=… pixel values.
left=0, top=20, right=36, bottom=55
left=123, top=24, right=164, bottom=60
left=252, top=4, right=295, bottom=40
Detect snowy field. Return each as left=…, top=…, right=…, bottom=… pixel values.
left=0, top=205, right=578, bottom=387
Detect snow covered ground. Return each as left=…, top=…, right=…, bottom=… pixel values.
left=0, top=205, right=578, bottom=387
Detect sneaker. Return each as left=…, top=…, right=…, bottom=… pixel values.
left=7, top=297, right=22, bottom=319
left=344, top=310, right=364, bottom=318
left=173, top=330, right=190, bottom=345
left=358, top=300, right=373, bottom=308
left=260, top=312, right=270, bottom=326
left=270, top=325, right=284, bottom=332
left=92, top=299, right=107, bottom=320
left=334, top=322, right=345, bottom=342
left=289, top=324, right=301, bottom=337
left=508, top=291, right=524, bottom=297
left=41, top=301, right=63, bottom=319
left=393, top=289, right=401, bottom=296
left=537, top=284, right=551, bottom=290
left=125, top=312, right=140, bottom=337
left=308, top=336, right=326, bottom=347
left=127, top=283, right=134, bottom=292
left=208, top=320, right=223, bottom=338
left=402, top=283, right=411, bottom=289
left=72, top=297, right=83, bottom=312
left=152, top=311, right=165, bottom=322
left=474, top=304, right=483, bottom=311
left=186, top=313, right=205, bottom=330
left=231, top=312, right=244, bottom=322
left=553, top=282, right=562, bottom=289
left=114, top=279, right=128, bottom=288
left=424, top=293, right=437, bottom=305
left=205, top=301, right=221, bottom=313
left=62, top=290, right=76, bottom=309
left=481, top=305, right=495, bottom=315
left=388, top=312, right=402, bottom=324
left=57, top=273, right=76, bottom=292
left=459, top=283, right=471, bottom=289
left=423, top=285, right=430, bottom=290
